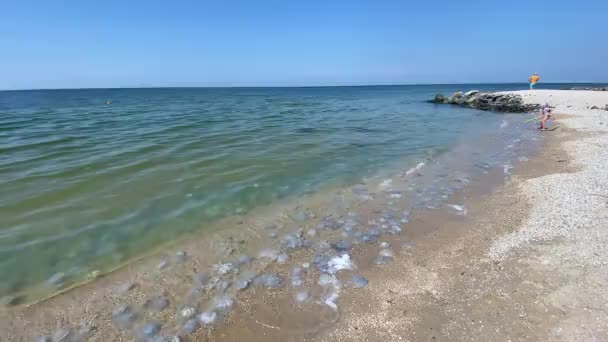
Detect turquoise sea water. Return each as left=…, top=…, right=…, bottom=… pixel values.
left=0, top=84, right=587, bottom=297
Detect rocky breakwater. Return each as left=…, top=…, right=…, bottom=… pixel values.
left=429, top=90, right=540, bottom=113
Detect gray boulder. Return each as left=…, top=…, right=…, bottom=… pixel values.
left=429, top=91, right=540, bottom=112
left=431, top=93, right=446, bottom=103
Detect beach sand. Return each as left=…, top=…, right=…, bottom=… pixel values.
left=2, top=90, right=608, bottom=341
left=321, top=89, right=608, bottom=341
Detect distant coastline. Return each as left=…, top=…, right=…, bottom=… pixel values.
left=2, top=82, right=607, bottom=92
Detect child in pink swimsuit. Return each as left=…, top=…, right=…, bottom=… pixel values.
left=539, top=104, right=552, bottom=130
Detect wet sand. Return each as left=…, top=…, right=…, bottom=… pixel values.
left=3, top=90, right=607, bottom=341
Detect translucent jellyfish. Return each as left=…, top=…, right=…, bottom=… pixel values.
left=253, top=273, right=282, bottom=289
left=351, top=275, right=369, bottom=288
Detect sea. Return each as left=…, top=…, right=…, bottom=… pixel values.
left=0, top=83, right=594, bottom=300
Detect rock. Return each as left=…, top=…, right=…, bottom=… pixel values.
left=591, top=106, right=599, bottom=109
left=447, top=91, right=463, bottom=104
left=430, top=91, right=540, bottom=112
left=431, top=93, right=446, bottom=103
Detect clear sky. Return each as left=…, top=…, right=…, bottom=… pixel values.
left=2, top=0, right=607, bottom=90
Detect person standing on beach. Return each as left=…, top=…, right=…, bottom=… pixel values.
left=539, top=103, right=552, bottom=130
left=529, top=73, right=540, bottom=89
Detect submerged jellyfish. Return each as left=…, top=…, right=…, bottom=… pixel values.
left=294, top=290, right=310, bottom=303
left=351, top=275, right=369, bottom=288
left=139, top=322, right=161, bottom=339
left=197, top=311, right=218, bottom=326
left=290, top=266, right=306, bottom=287
left=144, top=296, right=169, bottom=312
left=112, top=305, right=138, bottom=329
left=253, top=273, right=282, bottom=289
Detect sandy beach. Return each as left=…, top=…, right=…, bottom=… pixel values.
left=322, top=89, right=608, bottom=341
left=2, top=89, right=608, bottom=342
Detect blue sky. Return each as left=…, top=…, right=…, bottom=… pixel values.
left=1, top=0, right=607, bottom=89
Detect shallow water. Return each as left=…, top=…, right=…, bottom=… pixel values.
left=0, top=84, right=557, bottom=297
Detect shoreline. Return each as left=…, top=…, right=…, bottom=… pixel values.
left=2, top=89, right=607, bottom=341
left=322, top=89, right=608, bottom=341
left=1, top=109, right=537, bottom=341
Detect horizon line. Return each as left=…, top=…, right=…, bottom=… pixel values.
left=1, top=81, right=606, bottom=92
